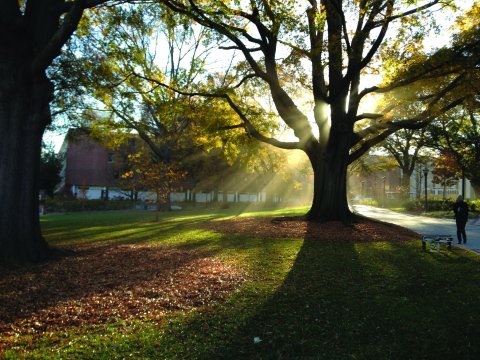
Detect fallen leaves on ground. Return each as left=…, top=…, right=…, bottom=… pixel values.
left=0, top=216, right=419, bottom=351
left=203, top=216, right=420, bottom=242
left=0, top=244, right=245, bottom=344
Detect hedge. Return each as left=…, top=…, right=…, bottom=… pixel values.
left=403, top=199, right=479, bottom=212
left=44, top=199, right=135, bottom=212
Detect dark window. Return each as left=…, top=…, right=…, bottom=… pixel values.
left=107, top=153, right=114, bottom=162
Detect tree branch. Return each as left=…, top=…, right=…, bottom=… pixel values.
left=355, top=113, right=384, bottom=121
left=351, top=93, right=466, bottom=162
left=31, top=0, right=110, bottom=73
left=230, top=73, right=258, bottom=89
left=132, top=72, right=302, bottom=150
left=343, top=0, right=393, bottom=88
left=326, top=0, right=351, bottom=54
left=379, top=0, right=442, bottom=25
left=161, top=0, right=267, bottom=79
left=277, top=39, right=311, bottom=58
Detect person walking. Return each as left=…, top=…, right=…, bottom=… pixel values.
left=453, top=195, right=468, bottom=244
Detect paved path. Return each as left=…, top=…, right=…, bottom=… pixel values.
left=353, top=205, right=480, bottom=254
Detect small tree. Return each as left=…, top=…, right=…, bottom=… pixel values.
left=121, top=149, right=185, bottom=218
left=431, top=149, right=462, bottom=199
left=39, top=144, right=63, bottom=198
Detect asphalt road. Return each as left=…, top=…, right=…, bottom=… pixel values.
left=353, top=205, right=480, bottom=254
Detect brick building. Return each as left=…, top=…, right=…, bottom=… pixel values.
left=57, top=129, right=127, bottom=199
left=56, top=129, right=308, bottom=205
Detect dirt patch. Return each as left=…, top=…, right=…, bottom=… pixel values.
left=203, top=216, right=420, bottom=242
left=0, top=244, right=245, bottom=341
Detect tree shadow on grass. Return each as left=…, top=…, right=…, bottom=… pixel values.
left=146, top=222, right=480, bottom=360
left=43, top=213, right=220, bottom=247
left=9, top=214, right=480, bottom=358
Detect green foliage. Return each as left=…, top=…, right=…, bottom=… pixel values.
left=427, top=106, right=480, bottom=194
left=39, top=144, right=63, bottom=197
left=469, top=200, right=480, bottom=212
left=403, top=198, right=480, bottom=214
left=431, top=149, right=461, bottom=186
left=55, top=4, right=285, bottom=191
left=403, top=199, right=453, bottom=212
left=356, top=198, right=379, bottom=207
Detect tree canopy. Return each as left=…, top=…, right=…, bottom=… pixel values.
left=144, top=0, right=476, bottom=222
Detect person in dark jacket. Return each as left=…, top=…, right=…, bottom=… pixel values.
left=453, top=195, right=468, bottom=244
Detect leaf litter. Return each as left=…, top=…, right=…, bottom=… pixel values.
left=0, top=216, right=419, bottom=352
left=0, top=244, right=245, bottom=347
left=203, top=216, right=420, bottom=242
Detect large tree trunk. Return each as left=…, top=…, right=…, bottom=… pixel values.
left=0, top=55, right=52, bottom=264
left=305, top=133, right=353, bottom=223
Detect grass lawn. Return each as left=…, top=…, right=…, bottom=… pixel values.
left=2, top=207, right=480, bottom=359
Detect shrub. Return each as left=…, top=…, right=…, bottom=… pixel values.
left=403, top=199, right=454, bottom=212
left=357, top=198, right=379, bottom=207
left=45, top=199, right=135, bottom=212
left=468, top=199, right=479, bottom=212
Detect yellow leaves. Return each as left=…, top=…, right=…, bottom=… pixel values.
left=121, top=170, right=135, bottom=179
left=119, top=147, right=186, bottom=201
left=454, top=2, right=480, bottom=32
left=292, top=180, right=303, bottom=191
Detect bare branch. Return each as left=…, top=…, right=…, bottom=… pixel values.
left=349, top=127, right=396, bottom=164
left=230, top=73, right=258, bottom=89
left=161, top=0, right=267, bottom=79
left=277, top=39, right=311, bottom=58
left=380, top=0, right=442, bottom=25
left=219, top=45, right=262, bottom=52
left=343, top=1, right=393, bottom=88
left=355, top=113, right=384, bottom=121
left=218, top=123, right=245, bottom=130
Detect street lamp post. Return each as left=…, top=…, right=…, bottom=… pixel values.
left=423, top=168, right=429, bottom=212
left=382, top=176, right=386, bottom=208
left=361, top=181, right=366, bottom=198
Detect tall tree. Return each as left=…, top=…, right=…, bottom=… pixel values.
left=156, top=0, right=473, bottom=222
left=418, top=3, right=480, bottom=197
left=0, top=1, right=115, bottom=265
left=431, top=149, right=461, bottom=199
left=382, top=128, right=428, bottom=199
left=428, top=107, right=480, bottom=197
left=59, top=5, right=221, bottom=180
left=61, top=5, right=285, bottom=205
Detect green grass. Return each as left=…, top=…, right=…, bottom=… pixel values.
left=4, top=207, right=480, bottom=359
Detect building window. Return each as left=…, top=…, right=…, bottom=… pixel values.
left=107, top=153, right=114, bottom=162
